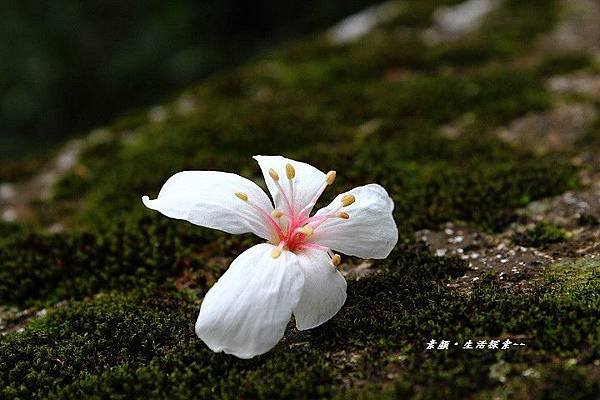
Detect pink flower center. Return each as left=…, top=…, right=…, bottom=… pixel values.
left=235, top=162, right=354, bottom=264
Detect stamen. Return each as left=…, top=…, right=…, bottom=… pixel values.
left=298, top=172, right=335, bottom=217
left=271, top=210, right=284, bottom=218
left=341, top=194, right=355, bottom=207
left=331, top=254, right=341, bottom=267
left=272, top=178, right=294, bottom=217
left=298, top=225, right=314, bottom=237
left=235, top=192, right=248, bottom=201
left=271, top=242, right=285, bottom=259
left=271, top=247, right=282, bottom=258
left=243, top=199, right=284, bottom=240
left=285, top=163, right=295, bottom=179
left=303, top=206, right=344, bottom=229
left=269, top=168, right=279, bottom=181
left=287, top=163, right=296, bottom=213
left=298, top=242, right=330, bottom=252
left=326, top=171, right=336, bottom=185
left=336, top=211, right=350, bottom=219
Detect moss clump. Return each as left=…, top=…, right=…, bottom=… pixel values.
left=0, top=290, right=196, bottom=399
left=513, top=221, right=568, bottom=247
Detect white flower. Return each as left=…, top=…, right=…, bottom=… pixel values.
left=142, top=155, right=398, bottom=358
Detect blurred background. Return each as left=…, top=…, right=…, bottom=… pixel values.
left=0, top=0, right=377, bottom=159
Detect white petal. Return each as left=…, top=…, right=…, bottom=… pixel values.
left=253, top=155, right=326, bottom=216
left=195, top=243, right=304, bottom=359
left=142, top=171, right=275, bottom=240
left=293, top=248, right=347, bottom=330
left=312, top=184, right=398, bottom=259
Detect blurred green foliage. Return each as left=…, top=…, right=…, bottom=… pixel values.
left=0, top=0, right=377, bottom=158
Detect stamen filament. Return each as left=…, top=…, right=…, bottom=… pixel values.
left=303, top=204, right=345, bottom=229
left=273, top=178, right=295, bottom=217
left=297, top=171, right=336, bottom=217
left=298, top=182, right=327, bottom=217
left=246, top=201, right=285, bottom=240
left=298, top=242, right=329, bottom=252
left=288, top=174, right=295, bottom=215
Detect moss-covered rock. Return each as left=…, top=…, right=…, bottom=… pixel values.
left=1, top=0, right=599, bottom=398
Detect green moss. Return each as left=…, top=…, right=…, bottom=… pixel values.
left=0, top=216, right=257, bottom=306
left=0, top=221, right=27, bottom=239
left=536, top=52, right=595, bottom=76
left=472, top=364, right=600, bottom=400
left=427, top=0, right=560, bottom=66
left=1, top=248, right=597, bottom=399
left=46, top=0, right=565, bottom=232
left=48, top=67, right=571, bottom=235
left=513, top=221, right=568, bottom=247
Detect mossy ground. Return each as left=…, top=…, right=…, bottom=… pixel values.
left=1, top=0, right=599, bottom=398
left=512, top=222, right=568, bottom=248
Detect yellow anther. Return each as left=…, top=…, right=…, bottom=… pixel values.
left=271, top=210, right=284, bottom=218
left=326, top=170, right=336, bottom=185
left=271, top=247, right=282, bottom=259
left=336, top=211, right=350, bottom=219
left=341, top=194, right=355, bottom=207
left=235, top=192, right=248, bottom=201
left=332, top=254, right=341, bottom=267
left=268, top=168, right=279, bottom=182
left=285, top=163, right=295, bottom=179
left=298, top=225, right=314, bottom=236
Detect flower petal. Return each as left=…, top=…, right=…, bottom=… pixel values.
left=293, top=248, right=347, bottom=330
left=253, top=155, right=326, bottom=216
left=142, top=171, right=275, bottom=240
left=195, top=243, right=304, bottom=359
left=312, top=184, right=398, bottom=258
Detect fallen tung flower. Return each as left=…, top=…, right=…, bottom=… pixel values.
left=142, top=155, right=398, bottom=358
